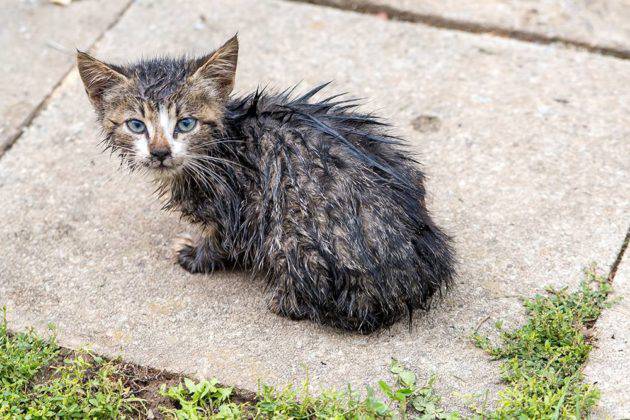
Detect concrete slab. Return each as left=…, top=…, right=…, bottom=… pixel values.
left=310, top=0, right=630, bottom=55
left=584, top=256, right=630, bottom=419
left=1, top=0, right=629, bottom=413
left=0, top=0, right=129, bottom=153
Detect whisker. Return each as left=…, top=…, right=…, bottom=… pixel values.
left=183, top=157, right=238, bottom=198
left=186, top=153, right=247, bottom=170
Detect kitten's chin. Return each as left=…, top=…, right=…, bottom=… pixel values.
left=134, top=157, right=184, bottom=178
left=133, top=160, right=182, bottom=181
left=149, top=165, right=182, bottom=180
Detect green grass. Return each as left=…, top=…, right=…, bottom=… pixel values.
left=159, top=360, right=459, bottom=419
left=0, top=306, right=456, bottom=419
left=472, top=268, right=613, bottom=419
left=0, top=267, right=615, bottom=419
left=0, top=311, right=59, bottom=417
left=0, top=309, right=142, bottom=418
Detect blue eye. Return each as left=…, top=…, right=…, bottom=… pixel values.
left=126, top=119, right=146, bottom=134
left=176, top=117, right=197, bottom=133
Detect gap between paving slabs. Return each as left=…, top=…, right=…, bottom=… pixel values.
left=286, top=0, right=630, bottom=60
left=3, top=0, right=629, bottom=160
left=2, top=303, right=451, bottom=418
left=0, top=229, right=630, bottom=419
left=0, top=0, right=135, bottom=159
left=584, top=230, right=630, bottom=418
left=607, top=228, right=630, bottom=282
left=3, top=258, right=625, bottom=418
left=1, top=2, right=628, bottom=416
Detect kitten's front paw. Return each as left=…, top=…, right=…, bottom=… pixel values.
left=173, top=233, right=201, bottom=274
left=172, top=233, right=195, bottom=251
left=172, top=233, right=195, bottom=259
left=172, top=233, right=225, bottom=274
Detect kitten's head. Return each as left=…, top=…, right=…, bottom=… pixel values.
left=77, top=35, right=238, bottom=176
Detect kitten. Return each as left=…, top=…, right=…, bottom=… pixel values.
left=77, top=35, right=454, bottom=334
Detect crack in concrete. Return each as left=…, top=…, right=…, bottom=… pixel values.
left=286, top=0, right=630, bottom=286
left=285, top=0, right=630, bottom=60
left=0, top=0, right=136, bottom=160
left=608, top=227, right=629, bottom=282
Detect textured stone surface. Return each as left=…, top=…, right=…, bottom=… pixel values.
left=0, top=0, right=129, bottom=152
left=584, top=256, right=630, bottom=419
left=319, top=0, right=630, bottom=53
left=1, top=0, right=629, bottom=413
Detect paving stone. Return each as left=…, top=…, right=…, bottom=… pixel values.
left=1, top=0, right=629, bottom=413
left=317, top=0, right=630, bottom=54
left=584, top=256, right=630, bottom=419
left=0, top=0, right=129, bottom=153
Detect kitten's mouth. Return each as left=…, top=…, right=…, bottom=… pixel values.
left=148, top=165, right=181, bottom=181
left=142, top=158, right=182, bottom=174
left=153, top=164, right=180, bottom=174
left=149, top=157, right=178, bottom=168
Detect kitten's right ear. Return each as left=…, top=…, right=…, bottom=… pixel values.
left=76, top=51, right=127, bottom=108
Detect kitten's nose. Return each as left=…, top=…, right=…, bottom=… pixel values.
left=150, top=148, right=171, bottom=162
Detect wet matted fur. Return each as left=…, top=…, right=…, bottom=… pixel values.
left=77, top=35, right=455, bottom=334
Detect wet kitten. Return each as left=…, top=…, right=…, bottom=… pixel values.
left=77, top=35, right=454, bottom=334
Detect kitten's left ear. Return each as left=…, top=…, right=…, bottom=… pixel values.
left=191, top=35, right=239, bottom=100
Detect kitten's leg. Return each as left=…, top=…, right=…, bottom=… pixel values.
left=266, top=252, right=326, bottom=323
left=173, top=233, right=229, bottom=274
left=265, top=249, right=401, bottom=333
left=268, top=271, right=399, bottom=333
left=268, top=284, right=310, bottom=321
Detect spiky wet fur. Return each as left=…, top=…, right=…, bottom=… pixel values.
left=78, top=42, right=455, bottom=334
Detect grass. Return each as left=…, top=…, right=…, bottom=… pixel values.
left=472, top=267, right=613, bottom=418
left=0, top=306, right=456, bottom=418
left=159, top=360, right=459, bottom=419
left=0, top=267, right=615, bottom=419
left=0, top=309, right=143, bottom=418
left=162, top=361, right=460, bottom=419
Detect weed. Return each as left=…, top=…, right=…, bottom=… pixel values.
left=472, top=268, right=613, bottom=418
left=0, top=266, right=615, bottom=419
left=0, top=308, right=142, bottom=418
left=158, top=360, right=460, bottom=419
left=160, top=377, right=242, bottom=419
left=0, top=308, right=59, bottom=417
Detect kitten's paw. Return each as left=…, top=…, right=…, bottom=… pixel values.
left=172, top=233, right=195, bottom=258
left=173, top=233, right=201, bottom=274
left=172, top=233, right=225, bottom=274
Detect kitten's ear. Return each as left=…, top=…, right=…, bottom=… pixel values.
left=191, top=35, right=239, bottom=100
left=76, top=51, right=127, bottom=108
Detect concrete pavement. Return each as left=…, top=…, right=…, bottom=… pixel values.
left=301, top=0, right=630, bottom=56
left=0, top=0, right=628, bottom=414
left=0, top=0, right=130, bottom=153
left=585, top=256, right=630, bottom=419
